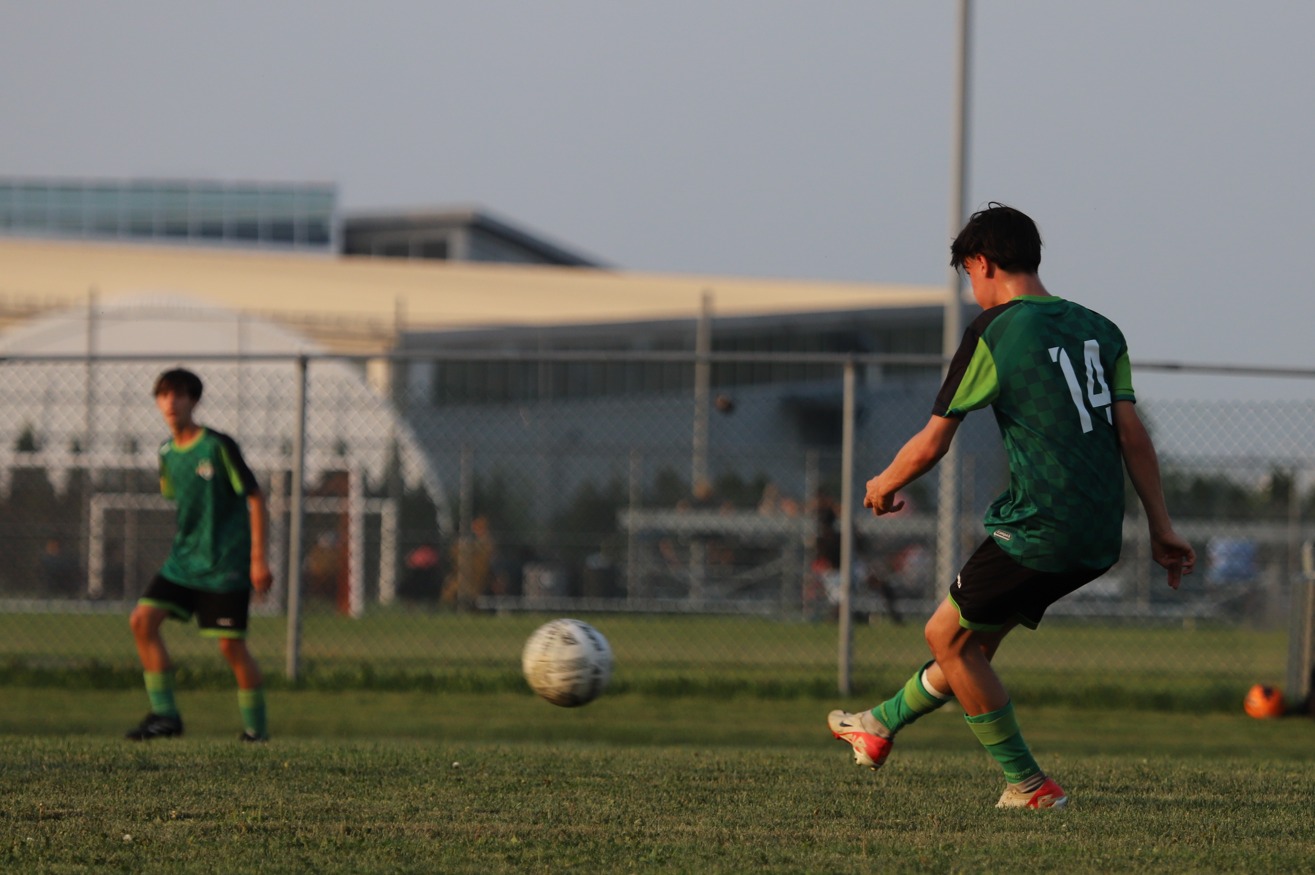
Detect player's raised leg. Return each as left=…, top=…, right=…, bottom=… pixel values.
left=829, top=657, right=954, bottom=769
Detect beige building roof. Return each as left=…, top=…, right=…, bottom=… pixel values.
left=0, top=237, right=944, bottom=353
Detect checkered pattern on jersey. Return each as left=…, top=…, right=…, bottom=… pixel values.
left=977, top=299, right=1129, bottom=572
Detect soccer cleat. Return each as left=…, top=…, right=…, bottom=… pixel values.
left=996, top=776, right=1068, bottom=810
left=124, top=712, right=183, bottom=741
left=238, top=730, right=269, bottom=743
left=828, top=709, right=893, bottom=769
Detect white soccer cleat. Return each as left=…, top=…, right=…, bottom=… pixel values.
left=827, top=709, right=893, bottom=770
left=996, top=776, right=1068, bottom=810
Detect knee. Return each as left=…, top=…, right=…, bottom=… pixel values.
left=923, top=614, right=948, bottom=654
left=129, top=606, right=158, bottom=640
left=218, top=638, right=252, bottom=666
left=925, top=617, right=969, bottom=664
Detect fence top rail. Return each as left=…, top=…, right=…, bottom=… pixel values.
left=4, top=350, right=1313, bottom=379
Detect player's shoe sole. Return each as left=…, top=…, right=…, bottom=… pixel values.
left=996, top=776, right=1067, bottom=809
left=827, top=709, right=893, bottom=769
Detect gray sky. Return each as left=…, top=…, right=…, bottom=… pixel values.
left=2, top=1, right=1312, bottom=400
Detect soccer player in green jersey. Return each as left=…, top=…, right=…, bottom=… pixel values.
left=829, top=204, right=1196, bottom=808
left=125, top=368, right=273, bottom=742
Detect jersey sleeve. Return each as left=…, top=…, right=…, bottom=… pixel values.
left=159, top=440, right=175, bottom=500
left=213, top=432, right=262, bottom=497
left=932, top=323, right=999, bottom=419
left=1111, top=348, right=1136, bottom=402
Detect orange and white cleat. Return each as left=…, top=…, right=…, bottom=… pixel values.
left=827, top=709, right=893, bottom=770
left=996, top=776, right=1068, bottom=809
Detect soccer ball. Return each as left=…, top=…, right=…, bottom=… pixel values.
left=522, top=618, right=613, bottom=707
left=1243, top=683, right=1286, bottom=719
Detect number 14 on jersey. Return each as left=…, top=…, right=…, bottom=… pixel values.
left=1050, top=340, right=1111, bottom=433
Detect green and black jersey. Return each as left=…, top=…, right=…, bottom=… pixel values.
left=934, top=295, right=1135, bottom=573
left=158, top=428, right=261, bottom=592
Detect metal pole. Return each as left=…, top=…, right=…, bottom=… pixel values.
left=459, top=443, right=474, bottom=537
left=692, top=290, right=713, bottom=490
left=285, top=355, right=308, bottom=682
left=837, top=359, right=857, bottom=696
left=1290, top=540, right=1315, bottom=709
left=84, top=288, right=97, bottom=455
left=82, top=288, right=98, bottom=600
left=627, top=448, right=642, bottom=602
left=936, top=0, right=972, bottom=592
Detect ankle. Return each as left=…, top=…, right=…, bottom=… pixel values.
left=1010, top=773, right=1046, bottom=794
left=860, top=710, right=892, bottom=738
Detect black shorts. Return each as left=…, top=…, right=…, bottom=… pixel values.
left=138, top=575, right=251, bottom=639
left=949, top=538, right=1110, bottom=632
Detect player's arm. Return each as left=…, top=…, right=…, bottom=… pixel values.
left=248, top=491, right=273, bottom=595
left=216, top=432, right=273, bottom=594
left=864, top=414, right=960, bottom=515
left=1113, top=399, right=1196, bottom=589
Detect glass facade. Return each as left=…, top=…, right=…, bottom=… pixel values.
left=425, top=317, right=943, bottom=406
left=0, top=178, right=336, bottom=251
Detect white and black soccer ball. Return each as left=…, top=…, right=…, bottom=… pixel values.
left=521, top=618, right=613, bottom=707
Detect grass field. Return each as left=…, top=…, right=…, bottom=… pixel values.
left=2, top=610, right=1308, bottom=870
left=2, top=687, right=1313, bottom=873
left=0, top=609, right=1289, bottom=712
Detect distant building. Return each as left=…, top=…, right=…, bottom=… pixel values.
left=0, top=176, right=977, bottom=606
left=0, top=177, right=336, bottom=252
left=0, top=177, right=600, bottom=267
left=341, top=207, right=602, bottom=267
left=0, top=174, right=959, bottom=506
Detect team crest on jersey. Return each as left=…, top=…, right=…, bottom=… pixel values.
left=196, top=459, right=214, bottom=481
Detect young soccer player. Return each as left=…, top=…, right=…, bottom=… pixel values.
left=828, top=204, right=1196, bottom=808
left=126, top=368, right=272, bottom=742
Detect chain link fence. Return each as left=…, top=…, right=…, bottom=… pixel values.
left=1, top=352, right=1313, bottom=708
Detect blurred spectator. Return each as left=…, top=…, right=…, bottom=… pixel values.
left=804, top=492, right=843, bottom=619
left=678, top=478, right=724, bottom=512
left=442, top=515, right=498, bottom=611
left=397, top=543, right=442, bottom=602
left=39, top=537, right=82, bottom=597
left=303, top=531, right=341, bottom=600
left=757, top=482, right=801, bottom=517
left=803, top=492, right=903, bottom=623
left=1206, top=537, right=1259, bottom=586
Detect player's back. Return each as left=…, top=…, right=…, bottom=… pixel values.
left=972, top=295, right=1133, bottom=571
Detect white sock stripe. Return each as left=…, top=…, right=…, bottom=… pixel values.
left=921, top=668, right=952, bottom=700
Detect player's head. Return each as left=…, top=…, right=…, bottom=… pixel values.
left=950, top=203, right=1042, bottom=275
left=152, top=368, right=203, bottom=401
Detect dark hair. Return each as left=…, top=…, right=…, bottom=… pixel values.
left=949, top=202, right=1042, bottom=274
left=152, top=368, right=203, bottom=400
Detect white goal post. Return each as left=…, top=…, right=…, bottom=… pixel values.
left=88, top=480, right=397, bottom=618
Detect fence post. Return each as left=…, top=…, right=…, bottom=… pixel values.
left=627, top=448, right=642, bottom=602
left=691, top=290, right=712, bottom=490
left=285, top=354, right=308, bottom=682
left=837, top=359, right=857, bottom=696
left=1289, top=541, right=1315, bottom=710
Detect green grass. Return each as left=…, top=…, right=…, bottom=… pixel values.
left=0, top=609, right=1290, bottom=712
left=2, top=688, right=1314, bottom=873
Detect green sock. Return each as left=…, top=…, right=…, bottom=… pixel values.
left=964, top=701, right=1041, bottom=784
left=144, top=671, right=179, bottom=718
left=238, top=688, right=267, bottom=738
left=872, top=662, right=953, bottom=735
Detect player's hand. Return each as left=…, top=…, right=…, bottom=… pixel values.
left=863, top=477, right=904, bottom=516
left=251, top=560, right=274, bottom=598
left=1151, top=530, right=1195, bottom=590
